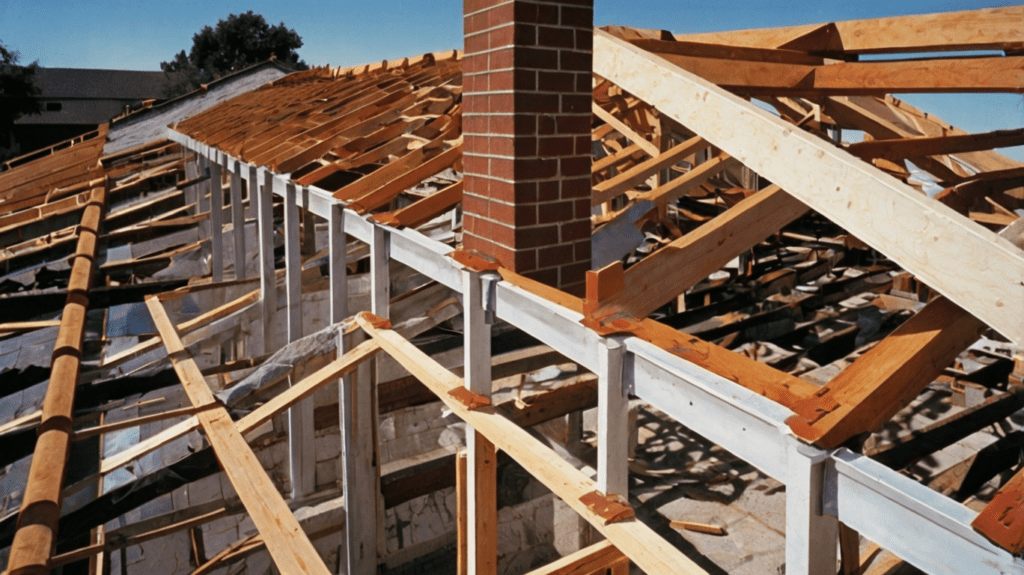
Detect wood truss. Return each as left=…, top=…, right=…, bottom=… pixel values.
left=1, top=5, right=1023, bottom=575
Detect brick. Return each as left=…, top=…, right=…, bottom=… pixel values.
left=463, top=114, right=489, bottom=135
left=537, top=3, right=559, bottom=25
left=537, top=114, right=557, bottom=135
left=514, top=68, right=537, bottom=90
left=491, top=221, right=517, bottom=246
left=573, top=238, right=591, bottom=260
left=538, top=136, right=574, bottom=157
left=463, top=53, right=486, bottom=74
left=462, top=154, right=488, bottom=176
left=492, top=157, right=515, bottom=180
left=573, top=198, right=591, bottom=219
left=518, top=93, right=559, bottom=114
left=516, top=47, right=559, bottom=70
left=561, top=94, right=590, bottom=114
left=561, top=260, right=593, bottom=285
left=538, top=200, right=574, bottom=224
left=538, top=70, right=576, bottom=92
left=556, top=114, right=590, bottom=134
left=464, top=174, right=490, bottom=197
left=515, top=225, right=559, bottom=248
left=574, top=28, right=593, bottom=51
left=515, top=203, right=538, bottom=226
left=464, top=135, right=489, bottom=155
left=512, top=248, right=538, bottom=272
left=489, top=24, right=515, bottom=49
left=575, top=72, right=592, bottom=92
left=488, top=70, right=513, bottom=91
left=574, top=135, right=591, bottom=155
left=560, top=155, right=591, bottom=178
left=465, top=31, right=489, bottom=54
left=513, top=23, right=537, bottom=45
left=538, top=180, right=560, bottom=201
left=515, top=157, right=558, bottom=179
left=512, top=2, right=537, bottom=23
left=538, top=244, right=574, bottom=268
left=560, top=5, right=593, bottom=28
left=559, top=49, right=592, bottom=72
left=523, top=267, right=559, bottom=286
left=490, top=47, right=514, bottom=70
left=464, top=0, right=508, bottom=15
left=559, top=219, right=592, bottom=242
left=463, top=93, right=487, bottom=115
left=560, top=176, right=591, bottom=199
left=537, top=26, right=576, bottom=49
left=462, top=193, right=490, bottom=218
left=487, top=2, right=516, bottom=29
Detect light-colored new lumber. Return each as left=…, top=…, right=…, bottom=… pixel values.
left=524, top=540, right=627, bottom=575
left=846, top=128, right=1024, bottom=162
left=591, top=185, right=808, bottom=321
left=592, top=136, right=707, bottom=205
left=592, top=103, right=660, bottom=157
left=355, top=312, right=710, bottom=575
left=145, top=296, right=331, bottom=575
left=675, top=5, right=1024, bottom=55
left=7, top=180, right=107, bottom=575
left=594, top=29, right=1024, bottom=346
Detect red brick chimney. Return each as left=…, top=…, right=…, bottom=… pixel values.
left=462, top=0, right=594, bottom=295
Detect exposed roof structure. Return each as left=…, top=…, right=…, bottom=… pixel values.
left=0, top=5, right=1023, bottom=575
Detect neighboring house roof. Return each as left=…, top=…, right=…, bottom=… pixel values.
left=105, top=60, right=295, bottom=154
left=32, top=68, right=171, bottom=100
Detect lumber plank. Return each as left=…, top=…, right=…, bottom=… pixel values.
left=145, top=296, right=331, bottom=575
left=374, top=180, right=463, bottom=229
left=636, top=154, right=736, bottom=213
left=356, top=312, right=710, bottom=575
left=592, top=136, right=707, bottom=205
left=846, top=128, right=1024, bottom=163
left=592, top=103, right=660, bottom=157
left=674, top=5, right=1024, bottom=55
left=524, top=540, right=627, bottom=575
left=787, top=296, right=987, bottom=448
left=593, top=29, right=1024, bottom=347
left=591, top=185, right=809, bottom=321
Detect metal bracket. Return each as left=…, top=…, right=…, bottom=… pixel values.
left=448, top=387, right=491, bottom=410
left=579, top=490, right=635, bottom=524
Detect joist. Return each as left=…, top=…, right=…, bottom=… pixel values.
left=355, top=312, right=710, bottom=575
left=145, top=296, right=332, bottom=575
left=787, top=296, right=987, bottom=448
left=592, top=136, right=707, bottom=205
left=6, top=179, right=107, bottom=575
left=524, top=540, right=628, bottom=575
left=846, top=128, right=1024, bottom=163
left=373, top=180, right=463, bottom=229
left=674, top=5, right=1024, bottom=55
left=592, top=103, right=660, bottom=157
left=593, top=29, right=1024, bottom=347
left=589, top=185, right=809, bottom=322
left=647, top=51, right=1024, bottom=96
left=635, top=153, right=738, bottom=213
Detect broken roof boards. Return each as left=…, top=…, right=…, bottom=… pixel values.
left=0, top=4, right=1023, bottom=575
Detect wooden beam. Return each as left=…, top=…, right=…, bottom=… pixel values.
left=373, top=180, right=463, bottom=229
left=355, top=312, right=710, bottom=575
left=787, top=296, right=987, bottom=448
left=646, top=51, right=1024, bottom=96
left=636, top=154, right=737, bottom=213
left=524, top=540, right=628, bottom=575
left=594, top=29, right=1024, bottom=346
left=592, top=103, right=660, bottom=157
left=145, top=296, right=332, bottom=575
left=847, top=128, right=1024, bottom=162
left=592, top=136, right=706, bottom=205
left=674, top=5, right=1024, bottom=55
left=7, top=181, right=107, bottom=575
left=590, top=185, right=809, bottom=321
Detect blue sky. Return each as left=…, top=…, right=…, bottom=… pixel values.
left=1, top=0, right=1021, bottom=159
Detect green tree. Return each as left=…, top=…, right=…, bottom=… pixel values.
left=161, top=11, right=308, bottom=98
left=0, top=41, right=42, bottom=162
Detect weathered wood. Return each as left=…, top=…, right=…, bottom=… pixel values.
left=592, top=136, right=707, bottom=205
left=675, top=5, right=1024, bottom=55
left=593, top=29, right=1024, bottom=346
left=847, top=128, right=1024, bottom=162
left=7, top=181, right=107, bottom=575
left=145, top=296, right=331, bottom=575
left=523, top=540, right=627, bottom=575
left=355, top=312, right=710, bottom=575
left=787, top=296, right=987, bottom=448
left=592, top=103, right=660, bottom=157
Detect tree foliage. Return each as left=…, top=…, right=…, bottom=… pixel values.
left=161, top=11, right=308, bottom=98
left=0, top=40, right=42, bottom=161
